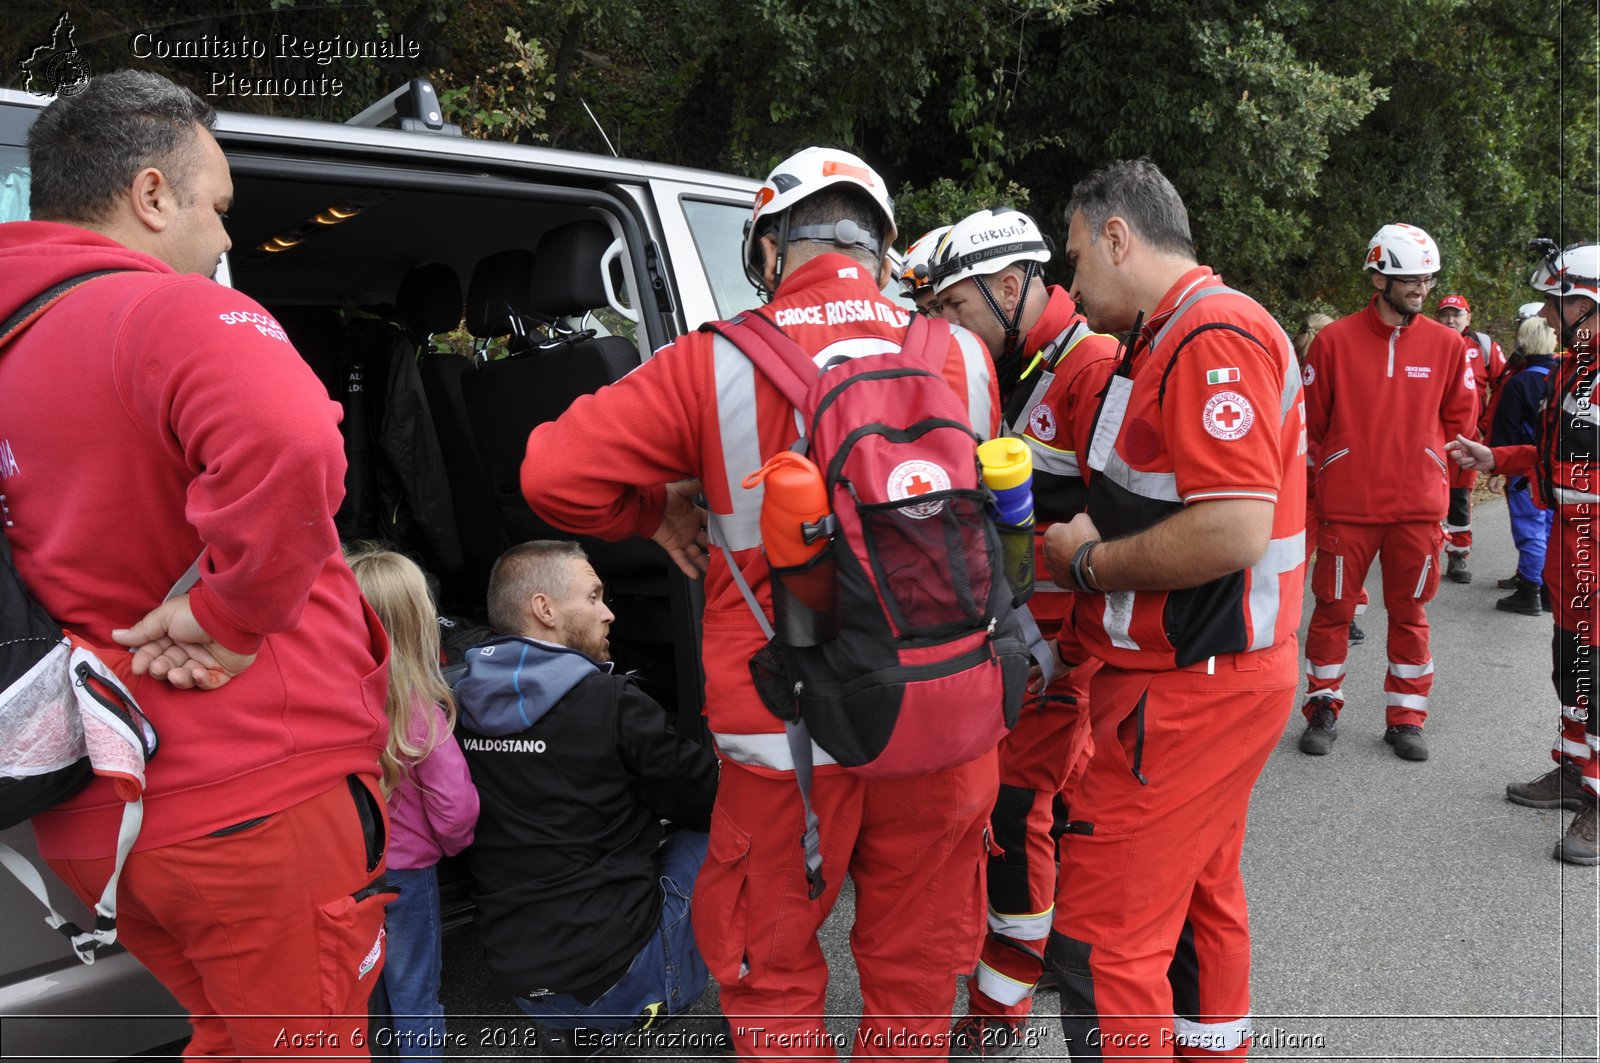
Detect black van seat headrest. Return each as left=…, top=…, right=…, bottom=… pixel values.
left=465, top=249, right=535, bottom=338
left=529, top=220, right=614, bottom=318
left=397, top=262, right=463, bottom=339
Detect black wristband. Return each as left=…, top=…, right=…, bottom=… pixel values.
left=1070, top=540, right=1100, bottom=593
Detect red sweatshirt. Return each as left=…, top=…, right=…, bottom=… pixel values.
left=521, top=254, right=998, bottom=773
left=0, top=222, right=388, bottom=858
left=1304, top=295, right=1477, bottom=524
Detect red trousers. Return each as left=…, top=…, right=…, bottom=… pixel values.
left=48, top=776, right=392, bottom=1060
left=693, top=753, right=998, bottom=1060
left=968, top=658, right=1099, bottom=1021
left=1546, top=513, right=1600, bottom=795
left=1047, top=640, right=1296, bottom=1060
left=1304, top=520, right=1444, bottom=727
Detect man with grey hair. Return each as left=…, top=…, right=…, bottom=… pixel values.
left=0, top=70, right=390, bottom=1053
left=456, top=540, right=718, bottom=1052
left=1040, top=159, right=1306, bottom=1061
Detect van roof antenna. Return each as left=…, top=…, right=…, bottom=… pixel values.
left=580, top=98, right=619, bottom=158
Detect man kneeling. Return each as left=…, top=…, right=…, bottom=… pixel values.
left=457, top=541, right=718, bottom=1049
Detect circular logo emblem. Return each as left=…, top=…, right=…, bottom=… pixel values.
left=1028, top=403, right=1057, bottom=441
left=1464, top=366, right=1476, bottom=390
left=886, top=459, right=951, bottom=519
left=1203, top=391, right=1255, bottom=441
left=1302, top=363, right=1315, bottom=386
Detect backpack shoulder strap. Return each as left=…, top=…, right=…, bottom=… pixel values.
left=703, top=311, right=818, bottom=410
left=0, top=270, right=128, bottom=351
left=896, top=312, right=951, bottom=375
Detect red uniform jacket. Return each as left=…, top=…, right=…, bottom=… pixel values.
left=0, top=222, right=388, bottom=858
left=1073, top=267, right=1307, bottom=672
left=521, top=254, right=999, bottom=776
left=1305, top=296, right=1477, bottom=524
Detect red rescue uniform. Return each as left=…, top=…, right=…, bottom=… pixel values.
left=1492, top=338, right=1600, bottom=797
left=1049, top=268, right=1306, bottom=1060
left=522, top=253, right=1002, bottom=1059
left=1302, top=296, right=1476, bottom=727
left=967, top=286, right=1118, bottom=1021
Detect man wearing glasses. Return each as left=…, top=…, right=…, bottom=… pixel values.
left=1297, top=224, right=1477, bottom=762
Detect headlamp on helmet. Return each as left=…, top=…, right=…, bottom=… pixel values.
left=929, top=208, right=1052, bottom=295
left=1529, top=237, right=1600, bottom=305
left=899, top=225, right=952, bottom=297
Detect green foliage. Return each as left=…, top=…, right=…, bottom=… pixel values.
left=435, top=27, right=552, bottom=142
left=5, top=0, right=1593, bottom=339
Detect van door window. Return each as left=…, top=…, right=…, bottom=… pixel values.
left=681, top=198, right=757, bottom=319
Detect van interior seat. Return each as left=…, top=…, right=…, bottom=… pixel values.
left=396, top=261, right=464, bottom=347
left=526, top=218, right=643, bottom=380
left=407, top=258, right=510, bottom=610
left=461, top=232, right=670, bottom=618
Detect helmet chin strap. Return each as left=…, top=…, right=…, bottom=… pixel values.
left=1381, top=277, right=1417, bottom=325
left=1559, top=300, right=1597, bottom=353
left=975, top=261, right=1040, bottom=373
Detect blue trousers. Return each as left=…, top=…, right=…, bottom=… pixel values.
left=376, top=865, right=447, bottom=1062
left=515, top=830, right=711, bottom=1034
left=1508, top=483, right=1554, bottom=583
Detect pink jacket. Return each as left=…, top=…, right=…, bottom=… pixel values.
left=386, top=702, right=479, bottom=869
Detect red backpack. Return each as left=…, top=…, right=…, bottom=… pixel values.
left=708, top=310, right=1028, bottom=775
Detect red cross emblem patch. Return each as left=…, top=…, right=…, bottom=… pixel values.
left=1202, top=390, right=1255, bottom=441
left=1029, top=403, right=1058, bottom=441
left=887, top=459, right=951, bottom=519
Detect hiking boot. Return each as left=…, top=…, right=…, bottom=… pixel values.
left=1509, top=760, right=1587, bottom=811
left=1554, top=799, right=1598, bottom=866
left=1348, top=620, right=1365, bottom=645
left=1446, top=554, right=1472, bottom=584
left=1298, top=697, right=1339, bottom=755
left=1384, top=724, right=1429, bottom=761
left=1542, top=584, right=1553, bottom=610
left=1496, top=578, right=1543, bottom=616
left=949, top=1016, right=1027, bottom=1061
left=1497, top=574, right=1522, bottom=590
left=1033, top=966, right=1059, bottom=994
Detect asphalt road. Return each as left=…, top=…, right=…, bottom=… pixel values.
left=438, top=496, right=1599, bottom=1062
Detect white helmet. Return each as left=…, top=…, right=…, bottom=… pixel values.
left=1364, top=223, right=1441, bottom=276
left=1530, top=241, right=1600, bottom=304
left=929, top=208, right=1051, bottom=294
left=899, top=225, right=952, bottom=296
left=741, top=146, right=897, bottom=299
left=1517, top=301, right=1547, bottom=322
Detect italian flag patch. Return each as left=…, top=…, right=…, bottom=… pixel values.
left=1206, top=367, right=1240, bottom=385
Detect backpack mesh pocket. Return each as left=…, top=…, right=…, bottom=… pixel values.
left=858, top=491, right=994, bottom=639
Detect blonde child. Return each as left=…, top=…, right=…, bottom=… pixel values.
left=346, top=545, right=479, bottom=1063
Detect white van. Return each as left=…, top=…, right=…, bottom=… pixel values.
left=0, top=77, right=777, bottom=1061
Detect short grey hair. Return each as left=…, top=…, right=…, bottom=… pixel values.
left=486, top=540, right=589, bottom=635
left=1067, top=159, right=1195, bottom=259
left=28, top=69, right=217, bottom=224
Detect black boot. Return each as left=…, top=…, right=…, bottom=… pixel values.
left=1446, top=554, right=1472, bottom=584
left=1496, top=578, right=1542, bottom=616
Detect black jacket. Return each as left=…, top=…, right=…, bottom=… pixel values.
left=454, top=635, right=716, bottom=1003
left=335, top=317, right=463, bottom=572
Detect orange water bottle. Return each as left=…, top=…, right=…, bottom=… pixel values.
left=743, top=452, right=829, bottom=566
left=743, top=452, right=838, bottom=645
